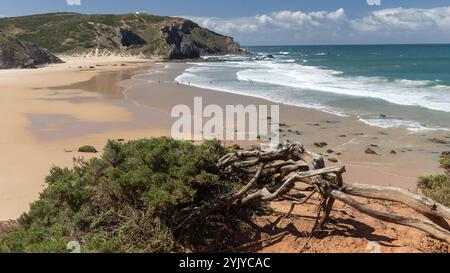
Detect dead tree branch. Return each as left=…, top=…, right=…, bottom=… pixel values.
left=217, top=142, right=450, bottom=244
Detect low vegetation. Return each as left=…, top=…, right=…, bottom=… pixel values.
left=78, top=145, right=98, bottom=153
left=0, top=13, right=166, bottom=53
left=418, top=151, right=450, bottom=206
left=0, top=138, right=255, bottom=253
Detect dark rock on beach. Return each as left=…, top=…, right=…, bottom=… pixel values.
left=314, top=142, right=328, bottom=148
left=365, top=147, right=378, bottom=155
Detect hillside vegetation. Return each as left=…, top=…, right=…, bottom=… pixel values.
left=0, top=12, right=245, bottom=59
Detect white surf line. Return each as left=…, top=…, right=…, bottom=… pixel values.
left=176, top=66, right=349, bottom=118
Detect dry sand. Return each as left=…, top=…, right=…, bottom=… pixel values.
left=0, top=56, right=166, bottom=220
left=251, top=195, right=449, bottom=253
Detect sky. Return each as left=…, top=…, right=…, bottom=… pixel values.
left=1, top=0, right=450, bottom=45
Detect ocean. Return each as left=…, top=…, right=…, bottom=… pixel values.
left=175, top=44, right=450, bottom=132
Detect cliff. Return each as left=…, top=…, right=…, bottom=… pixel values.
left=0, top=32, right=62, bottom=69
left=0, top=13, right=247, bottom=60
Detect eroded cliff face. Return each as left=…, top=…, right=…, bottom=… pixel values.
left=0, top=32, right=63, bottom=69
left=90, top=23, right=147, bottom=50
left=158, top=20, right=246, bottom=59
left=88, top=19, right=246, bottom=59
left=160, top=21, right=200, bottom=59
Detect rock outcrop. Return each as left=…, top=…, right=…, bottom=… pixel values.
left=0, top=32, right=63, bottom=69
left=158, top=20, right=247, bottom=59
left=90, top=23, right=147, bottom=50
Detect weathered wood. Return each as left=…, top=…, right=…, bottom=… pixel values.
left=319, top=172, right=344, bottom=227
left=232, top=163, right=265, bottom=202
left=240, top=167, right=345, bottom=205
left=341, top=183, right=450, bottom=230
left=217, top=142, right=450, bottom=244
left=328, top=189, right=450, bottom=243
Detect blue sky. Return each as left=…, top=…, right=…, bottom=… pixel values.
left=1, top=0, right=450, bottom=45
left=1, top=0, right=449, bottom=18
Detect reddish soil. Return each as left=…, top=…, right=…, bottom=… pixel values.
left=243, top=196, right=449, bottom=253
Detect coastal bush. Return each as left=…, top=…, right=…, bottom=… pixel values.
left=0, top=138, right=254, bottom=253
left=439, top=152, right=450, bottom=171
left=418, top=152, right=450, bottom=206
left=78, top=145, right=98, bottom=153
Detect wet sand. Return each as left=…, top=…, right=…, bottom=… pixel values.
left=1, top=59, right=448, bottom=220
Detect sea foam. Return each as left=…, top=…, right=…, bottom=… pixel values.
left=359, top=118, right=450, bottom=132
left=176, top=53, right=450, bottom=132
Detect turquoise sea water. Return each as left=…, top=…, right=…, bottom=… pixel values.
left=176, top=44, right=450, bottom=132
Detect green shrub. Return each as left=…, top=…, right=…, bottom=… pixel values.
left=78, top=145, right=97, bottom=153
left=439, top=152, right=450, bottom=171
left=418, top=151, right=450, bottom=206
left=0, top=138, right=253, bottom=253
left=418, top=174, right=450, bottom=206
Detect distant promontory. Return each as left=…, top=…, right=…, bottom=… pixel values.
left=0, top=12, right=247, bottom=60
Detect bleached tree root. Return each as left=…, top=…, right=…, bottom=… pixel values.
left=218, top=142, right=450, bottom=244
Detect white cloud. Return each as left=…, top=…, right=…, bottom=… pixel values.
left=185, top=9, right=347, bottom=35
left=66, top=0, right=82, bottom=5
left=183, top=6, right=450, bottom=45
left=352, top=7, right=450, bottom=32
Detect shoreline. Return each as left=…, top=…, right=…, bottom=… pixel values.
left=0, top=58, right=448, bottom=220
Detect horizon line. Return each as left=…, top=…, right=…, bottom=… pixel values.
left=241, top=42, right=450, bottom=47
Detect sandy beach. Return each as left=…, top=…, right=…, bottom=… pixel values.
left=0, top=57, right=166, bottom=220
left=1, top=58, right=449, bottom=221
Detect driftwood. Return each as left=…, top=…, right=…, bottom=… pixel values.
left=217, top=142, right=450, bottom=244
